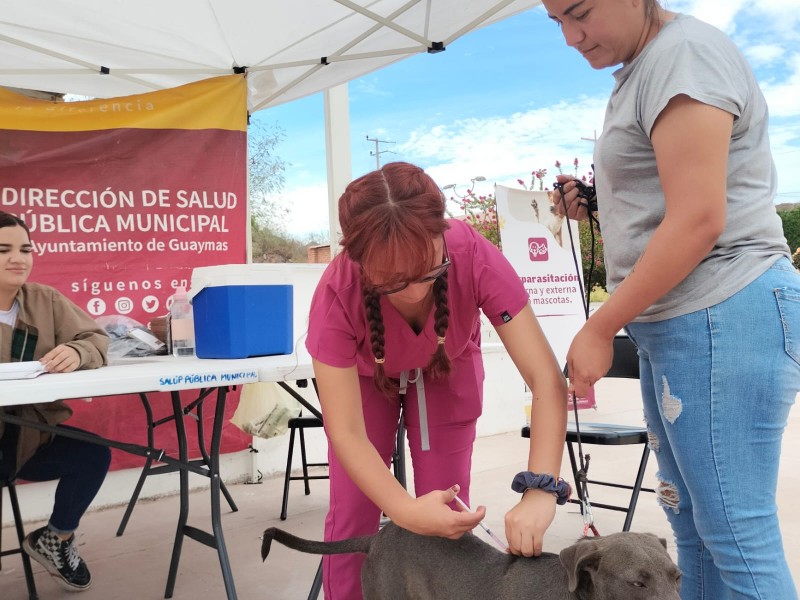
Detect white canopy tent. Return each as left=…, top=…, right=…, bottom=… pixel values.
left=0, top=0, right=542, bottom=111
left=0, top=0, right=542, bottom=239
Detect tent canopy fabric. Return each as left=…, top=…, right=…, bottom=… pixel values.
left=0, top=0, right=541, bottom=112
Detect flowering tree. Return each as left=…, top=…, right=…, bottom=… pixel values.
left=455, top=190, right=502, bottom=249
left=517, top=168, right=549, bottom=191
left=579, top=218, right=606, bottom=294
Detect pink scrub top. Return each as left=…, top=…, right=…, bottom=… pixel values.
left=306, top=219, right=529, bottom=400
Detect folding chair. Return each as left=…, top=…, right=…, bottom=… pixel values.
left=0, top=477, right=39, bottom=600
left=280, top=412, right=328, bottom=521
left=523, top=335, right=655, bottom=531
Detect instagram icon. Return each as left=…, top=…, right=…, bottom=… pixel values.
left=115, top=297, right=134, bottom=314
left=528, top=238, right=549, bottom=261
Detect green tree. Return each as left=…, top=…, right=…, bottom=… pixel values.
left=778, top=205, right=800, bottom=255
left=579, top=218, right=606, bottom=294
left=250, top=217, right=312, bottom=263
left=248, top=120, right=288, bottom=232
left=247, top=119, right=312, bottom=264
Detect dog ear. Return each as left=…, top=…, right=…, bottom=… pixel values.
left=261, top=528, right=276, bottom=562
left=560, top=538, right=602, bottom=593
left=642, top=531, right=669, bottom=550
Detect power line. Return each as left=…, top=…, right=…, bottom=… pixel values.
left=366, top=135, right=396, bottom=169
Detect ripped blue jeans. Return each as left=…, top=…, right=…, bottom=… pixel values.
left=626, top=257, right=800, bottom=600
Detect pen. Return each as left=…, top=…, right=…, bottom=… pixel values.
left=453, top=494, right=508, bottom=551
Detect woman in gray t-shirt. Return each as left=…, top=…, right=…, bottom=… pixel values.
left=544, top=1, right=800, bottom=597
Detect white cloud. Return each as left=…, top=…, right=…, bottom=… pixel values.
left=670, top=1, right=800, bottom=55
left=770, top=125, right=800, bottom=202
left=747, top=44, right=785, bottom=66
left=746, top=0, right=800, bottom=36
left=762, top=54, right=800, bottom=118
left=669, top=0, right=747, bottom=32
left=353, top=77, right=391, bottom=98
left=279, top=183, right=332, bottom=238
left=399, top=96, right=606, bottom=191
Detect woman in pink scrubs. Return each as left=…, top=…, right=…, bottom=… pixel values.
left=306, top=162, right=567, bottom=599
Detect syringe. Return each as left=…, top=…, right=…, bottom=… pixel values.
left=453, top=494, right=508, bottom=551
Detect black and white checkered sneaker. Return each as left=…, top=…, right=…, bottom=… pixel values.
left=23, top=526, right=92, bottom=592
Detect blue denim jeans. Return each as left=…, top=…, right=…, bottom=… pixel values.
left=626, top=257, right=800, bottom=600
left=1, top=424, right=111, bottom=535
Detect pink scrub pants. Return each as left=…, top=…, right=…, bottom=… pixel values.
left=322, top=371, right=482, bottom=600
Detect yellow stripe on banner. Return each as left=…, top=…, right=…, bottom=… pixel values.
left=0, top=75, right=247, bottom=132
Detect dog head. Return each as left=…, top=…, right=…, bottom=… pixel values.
left=546, top=190, right=560, bottom=217
left=531, top=192, right=564, bottom=226
left=560, top=532, right=681, bottom=599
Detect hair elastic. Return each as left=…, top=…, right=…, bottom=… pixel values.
left=437, top=336, right=446, bottom=345
left=374, top=356, right=385, bottom=364
left=511, top=471, right=571, bottom=505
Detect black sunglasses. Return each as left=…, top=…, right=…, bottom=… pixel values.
left=371, top=236, right=450, bottom=295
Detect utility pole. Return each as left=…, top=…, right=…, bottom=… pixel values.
left=366, top=135, right=396, bottom=169
left=580, top=130, right=598, bottom=182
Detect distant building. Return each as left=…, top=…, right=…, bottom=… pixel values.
left=307, top=244, right=331, bottom=263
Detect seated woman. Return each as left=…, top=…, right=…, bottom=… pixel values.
left=0, top=210, right=110, bottom=593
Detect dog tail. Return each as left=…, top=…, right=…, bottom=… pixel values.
left=261, top=528, right=373, bottom=561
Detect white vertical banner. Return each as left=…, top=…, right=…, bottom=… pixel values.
left=494, top=184, right=587, bottom=369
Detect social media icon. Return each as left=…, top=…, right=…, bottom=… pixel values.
left=142, top=295, right=160, bottom=313
left=115, top=297, right=134, bottom=314
left=86, top=298, right=106, bottom=316
left=528, top=237, right=549, bottom=261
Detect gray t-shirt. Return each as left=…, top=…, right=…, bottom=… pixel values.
left=594, top=14, right=789, bottom=322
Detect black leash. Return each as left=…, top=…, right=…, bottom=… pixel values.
left=554, top=175, right=601, bottom=536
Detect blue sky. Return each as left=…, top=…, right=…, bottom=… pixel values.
left=252, top=1, right=800, bottom=239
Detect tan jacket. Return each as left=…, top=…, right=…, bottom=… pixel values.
left=0, top=283, right=108, bottom=472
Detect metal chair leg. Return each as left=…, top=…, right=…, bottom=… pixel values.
left=0, top=484, right=3, bottom=571
left=307, top=559, right=323, bottom=600
left=622, top=445, right=651, bottom=532
left=299, top=427, right=311, bottom=495
left=2, top=483, right=39, bottom=600
left=566, top=441, right=586, bottom=508
left=280, top=426, right=297, bottom=521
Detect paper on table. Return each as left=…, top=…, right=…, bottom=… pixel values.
left=0, top=361, right=46, bottom=380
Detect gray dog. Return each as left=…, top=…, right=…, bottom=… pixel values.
left=261, top=522, right=681, bottom=599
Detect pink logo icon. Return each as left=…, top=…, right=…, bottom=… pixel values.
left=528, top=238, right=549, bottom=261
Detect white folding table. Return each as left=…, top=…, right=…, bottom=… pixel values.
left=0, top=353, right=316, bottom=600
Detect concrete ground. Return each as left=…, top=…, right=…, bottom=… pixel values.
left=2, top=378, right=799, bottom=599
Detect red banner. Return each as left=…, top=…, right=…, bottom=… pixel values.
left=0, top=76, right=251, bottom=468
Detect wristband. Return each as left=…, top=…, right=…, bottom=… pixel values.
left=511, top=471, right=571, bottom=505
